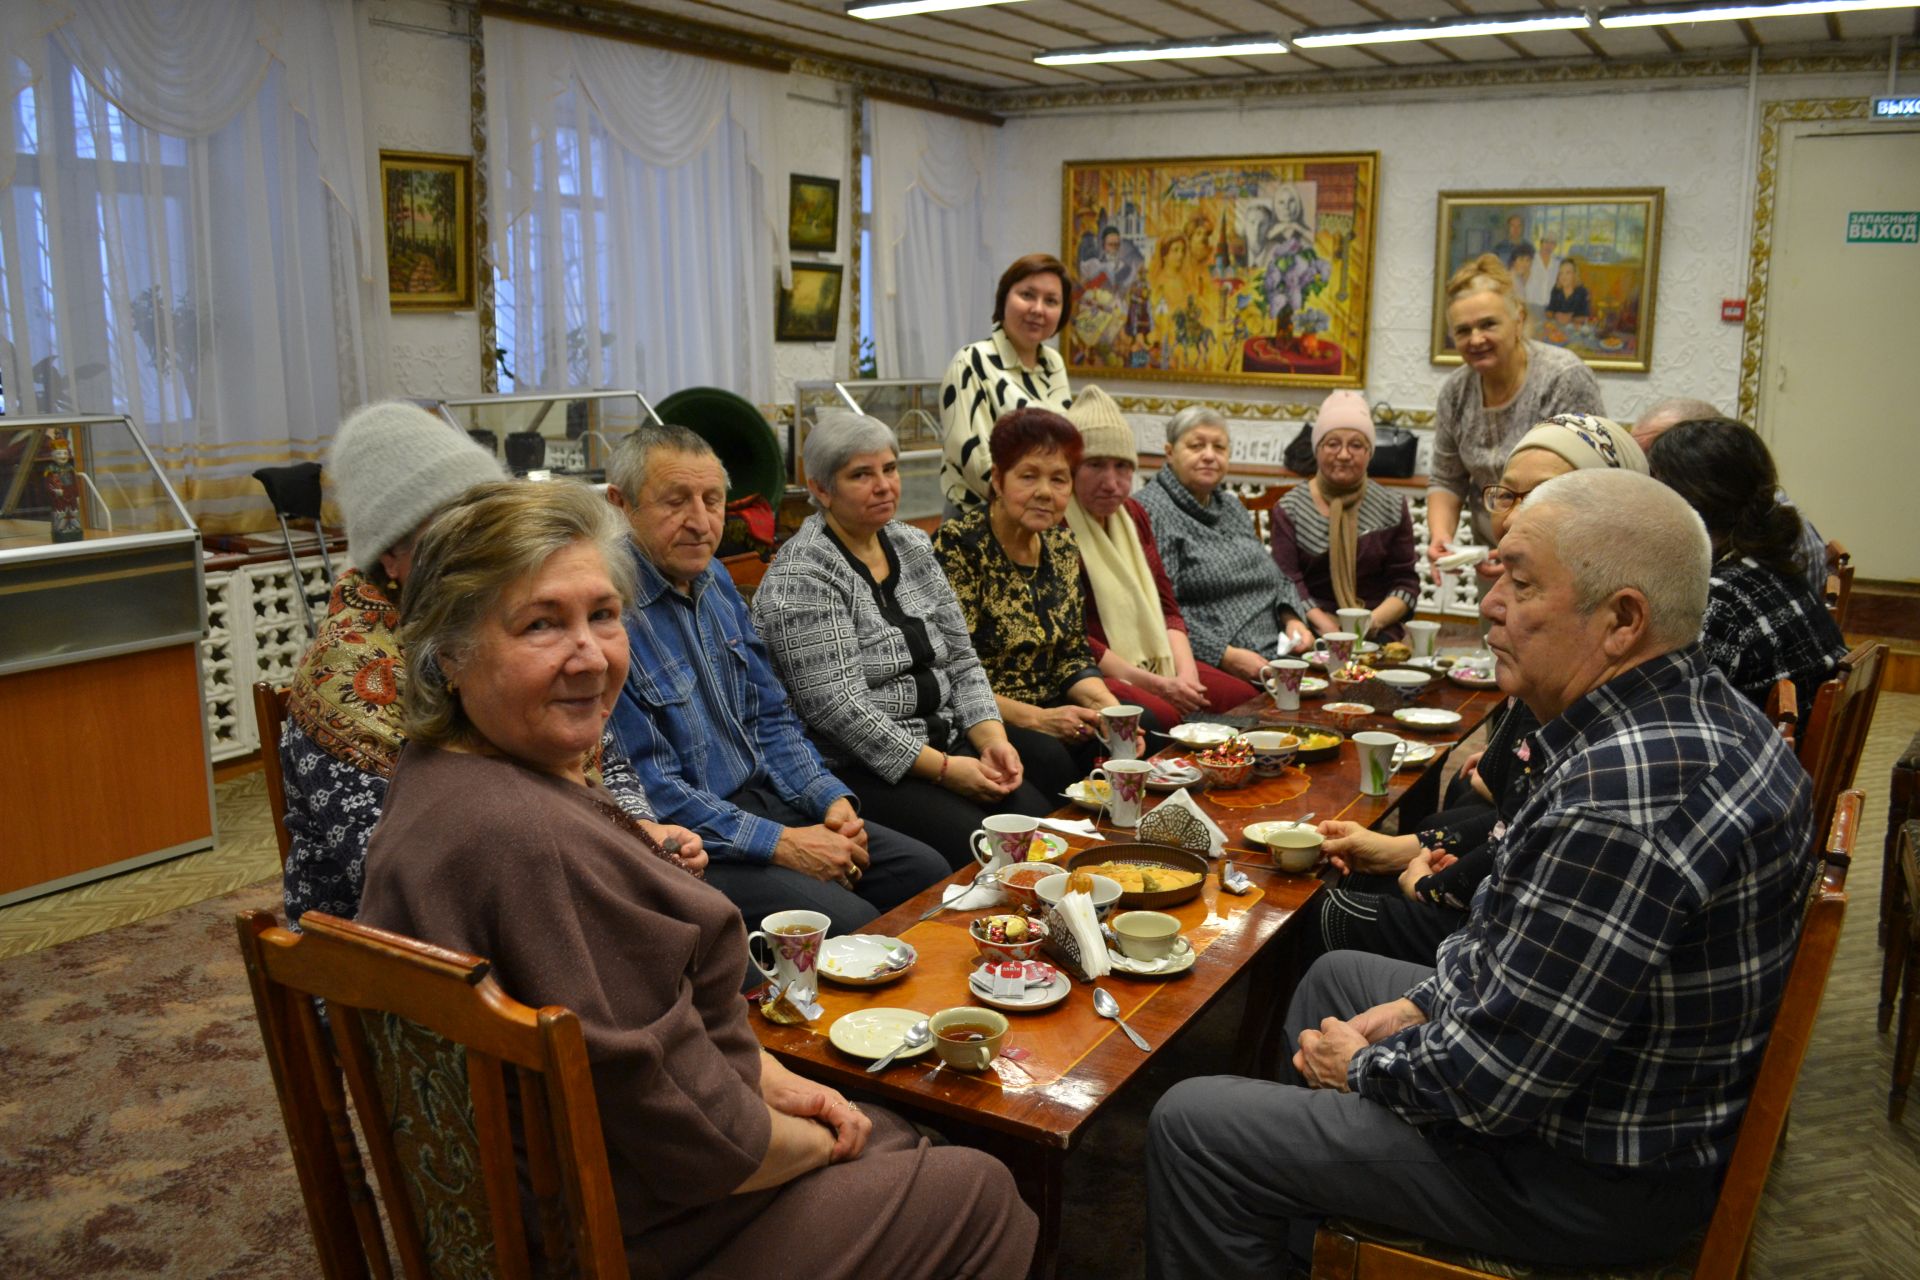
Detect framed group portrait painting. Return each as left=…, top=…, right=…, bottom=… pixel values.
left=1431, top=188, right=1663, bottom=373
left=1060, top=152, right=1378, bottom=388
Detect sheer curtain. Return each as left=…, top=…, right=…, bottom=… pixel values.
left=0, top=0, right=384, bottom=533
left=484, top=19, right=786, bottom=401
left=869, top=100, right=996, bottom=380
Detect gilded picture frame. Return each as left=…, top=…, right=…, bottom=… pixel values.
left=1431, top=188, right=1663, bottom=373
left=1060, top=152, right=1378, bottom=388
left=776, top=263, right=844, bottom=342
left=380, top=151, right=475, bottom=312
left=788, top=174, right=841, bottom=253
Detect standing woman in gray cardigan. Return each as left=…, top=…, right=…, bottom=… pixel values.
left=753, top=413, right=1055, bottom=872
left=1136, top=406, right=1314, bottom=685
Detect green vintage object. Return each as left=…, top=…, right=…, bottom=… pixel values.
left=654, top=386, right=786, bottom=509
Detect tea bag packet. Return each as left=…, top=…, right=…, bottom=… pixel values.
left=756, top=980, right=823, bottom=1025
left=1139, top=787, right=1226, bottom=858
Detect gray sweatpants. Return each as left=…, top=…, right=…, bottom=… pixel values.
left=1145, top=951, right=1719, bottom=1278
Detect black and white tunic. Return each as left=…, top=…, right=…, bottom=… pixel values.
left=938, top=325, right=1073, bottom=507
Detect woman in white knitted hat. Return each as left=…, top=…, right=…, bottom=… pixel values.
left=280, top=402, right=695, bottom=927
left=1065, top=386, right=1257, bottom=728
left=1268, top=390, right=1420, bottom=642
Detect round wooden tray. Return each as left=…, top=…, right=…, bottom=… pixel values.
left=1066, top=844, right=1210, bottom=910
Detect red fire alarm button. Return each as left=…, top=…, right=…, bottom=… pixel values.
left=1721, top=299, right=1746, bottom=322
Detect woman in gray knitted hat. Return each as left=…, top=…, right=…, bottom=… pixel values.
left=280, top=401, right=688, bottom=928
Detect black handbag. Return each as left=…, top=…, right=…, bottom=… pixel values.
left=1369, top=425, right=1417, bottom=478
left=1283, top=421, right=1317, bottom=475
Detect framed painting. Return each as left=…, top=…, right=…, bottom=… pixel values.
left=1431, top=188, right=1663, bottom=372
left=789, top=174, right=841, bottom=253
left=1060, top=153, right=1378, bottom=388
left=776, top=263, right=844, bottom=342
left=380, top=151, right=474, bottom=311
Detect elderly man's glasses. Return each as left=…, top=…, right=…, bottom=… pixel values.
left=1481, top=483, right=1539, bottom=515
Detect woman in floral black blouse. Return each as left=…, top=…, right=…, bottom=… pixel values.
left=934, top=408, right=1146, bottom=797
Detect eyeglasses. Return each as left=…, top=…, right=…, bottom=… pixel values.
left=1317, top=438, right=1369, bottom=456
left=1480, top=483, right=1538, bottom=515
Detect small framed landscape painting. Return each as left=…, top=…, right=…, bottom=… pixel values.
left=776, top=263, right=844, bottom=342
left=789, top=175, right=841, bottom=253
left=380, top=151, right=475, bottom=311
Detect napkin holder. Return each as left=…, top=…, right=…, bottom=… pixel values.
left=1040, top=901, right=1110, bottom=982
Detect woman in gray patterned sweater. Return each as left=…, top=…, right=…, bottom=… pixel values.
left=753, top=413, right=1055, bottom=871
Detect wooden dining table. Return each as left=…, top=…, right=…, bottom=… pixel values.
left=754, top=661, right=1507, bottom=1278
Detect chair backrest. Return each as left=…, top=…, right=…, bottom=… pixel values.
left=1691, top=788, right=1858, bottom=1278
left=236, top=910, right=629, bottom=1280
left=1823, top=541, right=1853, bottom=625
left=1311, top=790, right=1862, bottom=1280
left=1797, top=641, right=1887, bottom=844
left=253, top=682, right=294, bottom=868
left=1239, top=482, right=1289, bottom=545
left=1764, top=678, right=1798, bottom=748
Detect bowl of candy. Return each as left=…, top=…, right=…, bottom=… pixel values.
left=1192, top=739, right=1254, bottom=789
left=970, top=913, right=1050, bottom=964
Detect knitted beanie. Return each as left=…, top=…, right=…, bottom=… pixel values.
left=1312, top=389, right=1375, bottom=453
left=1065, top=385, right=1137, bottom=464
left=1510, top=413, right=1648, bottom=475
left=328, top=400, right=507, bottom=572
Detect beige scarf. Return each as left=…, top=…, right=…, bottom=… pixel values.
left=1066, top=498, right=1175, bottom=675
left=1315, top=472, right=1368, bottom=611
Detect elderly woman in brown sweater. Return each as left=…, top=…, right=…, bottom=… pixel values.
left=355, top=480, right=1035, bottom=1279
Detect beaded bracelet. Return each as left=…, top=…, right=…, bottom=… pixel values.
left=937, top=752, right=950, bottom=784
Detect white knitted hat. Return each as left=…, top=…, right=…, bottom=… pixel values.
left=328, top=401, right=506, bottom=572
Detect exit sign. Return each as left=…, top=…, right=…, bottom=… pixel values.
left=1873, top=96, right=1920, bottom=119
left=1847, top=211, right=1919, bottom=244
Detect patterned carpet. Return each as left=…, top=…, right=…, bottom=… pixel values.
left=2, top=701, right=1916, bottom=1276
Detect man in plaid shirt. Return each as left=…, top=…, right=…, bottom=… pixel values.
left=1148, top=469, right=1814, bottom=1276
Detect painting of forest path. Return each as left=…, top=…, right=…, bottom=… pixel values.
left=380, top=151, right=473, bottom=311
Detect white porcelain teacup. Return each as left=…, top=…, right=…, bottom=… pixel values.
left=1260, top=658, right=1310, bottom=711
left=1353, top=731, right=1411, bottom=797
left=1100, top=703, right=1144, bottom=760
left=971, top=813, right=1040, bottom=874
left=1336, top=607, right=1373, bottom=641
left=1314, top=631, right=1359, bottom=671
left=1089, top=759, right=1153, bottom=827
left=1405, top=619, right=1442, bottom=661
left=746, top=909, right=830, bottom=998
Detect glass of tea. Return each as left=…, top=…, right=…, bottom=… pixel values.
left=930, top=1006, right=1009, bottom=1071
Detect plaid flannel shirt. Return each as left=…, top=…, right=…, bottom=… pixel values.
left=1352, top=647, right=1814, bottom=1171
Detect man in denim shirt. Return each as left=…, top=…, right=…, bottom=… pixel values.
left=605, top=424, right=947, bottom=938
left=1147, top=470, right=1814, bottom=1276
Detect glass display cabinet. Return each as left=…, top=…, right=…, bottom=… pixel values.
left=433, top=390, right=663, bottom=482
left=0, top=414, right=214, bottom=904
left=792, top=379, right=944, bottom=520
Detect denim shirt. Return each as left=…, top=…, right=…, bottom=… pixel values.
left=609, top=544, right=853, bottom=862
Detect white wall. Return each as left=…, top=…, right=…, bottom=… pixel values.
left=988, top=69, right=1892, bottom=426
left=769, top=75, right=855, bottom=407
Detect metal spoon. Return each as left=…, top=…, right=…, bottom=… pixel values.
left=866, top=1019, right=930, bottom=1074
left=917, top=871, right=999, bottom=920
left=1092, top=987, right=1151, bottom=1052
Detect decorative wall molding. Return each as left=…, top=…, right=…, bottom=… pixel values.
left=469, top=5, right=498, bottom=394
left=1110, top=394, right=1436, bottom=430
left=1737, top=97, right=1871, bottom=424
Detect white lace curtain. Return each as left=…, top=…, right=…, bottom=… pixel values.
left=484, top=18, right=786, bottom=402
left=0, top=0, right=384, bottom=533
left=869, top=100, right=996, bottom=381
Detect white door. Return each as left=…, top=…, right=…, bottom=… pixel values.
left=1757, top=123, right=1920, bottom=582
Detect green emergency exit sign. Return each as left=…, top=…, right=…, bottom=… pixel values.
left=1847, top=211, right=1918, bottom=244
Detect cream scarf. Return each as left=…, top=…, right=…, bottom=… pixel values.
left=1066, top=498, right=1175, bottom=675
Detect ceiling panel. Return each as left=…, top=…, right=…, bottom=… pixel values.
left=594, top=0, right=1911, bottom=94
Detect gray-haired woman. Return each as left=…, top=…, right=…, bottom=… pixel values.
left=752, top=413, right=1054, bottom=872
left=1136, top=405, right=1314, bottom=682
left=357, top=480, right=1037, bottom=1278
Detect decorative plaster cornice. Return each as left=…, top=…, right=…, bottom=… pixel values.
left=1110, top=394, right=1435, bottom=430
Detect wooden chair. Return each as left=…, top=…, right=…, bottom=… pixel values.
left=1241, top=483, right=1287, bottom=545
left=1312, top=790, right=1862, bottom=1280
left=236, top=909, right=630, bottom=1279
left=1796, top=641, right=1887, bottom=851
left=1887, top=820, right=1920, bottom=1122
left=1822, top=541, right=1853, bottom=626
left=1763, top=678, right=1797, bottom=748
left=253, top=681, right=294, bottom=869
left=1880, top=729, right=1920, bottom=950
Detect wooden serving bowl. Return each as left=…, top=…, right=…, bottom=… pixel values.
left=1066, top=844, right=1210, bottom=910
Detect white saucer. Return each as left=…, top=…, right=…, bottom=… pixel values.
left=1298, top=676, right=1329, bottom=696
left=1146, top=761, right=1204, bottom=792
left=1107, top=937, right=1196, bottom=978
left=1397, top=741, right=1439, bottom=769
left=1167, top=722, right=1237, bottom=747
left=1394, top=707, right=1463, bottom=731
left=968, top=964, right=1072, bottom=1012
left=1022, top=831, right=1070, bottom=862
left=827, top=1007, right=933, bottom=1061
left=819, top=935, right=917, bottom=986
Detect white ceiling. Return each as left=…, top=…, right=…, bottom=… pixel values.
left=619, top=0, right=1917, bottom=94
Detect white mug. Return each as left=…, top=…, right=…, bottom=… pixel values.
left=1090, top=759, right=1153, bottom=828
left=1336, top=607, right=1372, bottom=641
left=1353, top=732, right=1411, bottom=797
left=1260, top=658, right=1309, bottom=711
left=971, top=813, right=1040, bottom=873
left=1313, top=631, right=1359, bottom=671
left=1405, top=619, right=1442, bottom=661
left=1100, top=704, right=1144, bottom=760
left=746, top=909, right=830, bottom=999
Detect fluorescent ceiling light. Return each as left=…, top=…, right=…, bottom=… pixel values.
left=848, top=0, right=1028, bottom=20
left=1293, top=13, right=1592, bottom=48
left=1035, top=35, right=1289, bottom=67
left=1596, top=0, right=1919, bottom=28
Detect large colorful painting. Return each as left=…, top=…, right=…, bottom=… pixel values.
left=1060, top=153, right=1378, bottom=388
left=1431, top=189, right=1663, bottom=372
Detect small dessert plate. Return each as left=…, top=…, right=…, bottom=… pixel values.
left=828, top=1008, right=933, bottom=1061
left=1064, top=779, right=1113, bottom=811
left=1167, top=722, right=1237, bottom=747
left=1394, top=707, right=1463, bottom=731
left=1147, top=758, right=1204, bottom=791
left=968, top=963, right=1072, bottom=1012
left=1298, top=676, right=1329, bottom=696
left=1397, top=741, right=1439, bottom=769
left=819, top=935, right=917, bottom=986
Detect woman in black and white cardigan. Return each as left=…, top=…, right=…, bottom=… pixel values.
left=753, top=412, right=1056, bottom=872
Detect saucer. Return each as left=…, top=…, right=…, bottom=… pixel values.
left=1106, top=937, right=1196, bottom=978
left=1022, top=832, right=1071, bottom=862
left=1064, top=779, right=1112, bottom=811
left=1146, top=759, right=1204, bottom=791
left=1397, top=741, right=1439, bottom=769
left=1298, top=676, right=1329, bottom=697
left=819, top=935, right=917, bottom=986
left=1166, top=722, right=1237, bottom=748
left=828, top=1008, right=933, bottom=1061
left=1394, top=707, right=1463, bottom=731
left=968, top=964, right=1072, bottom=1012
